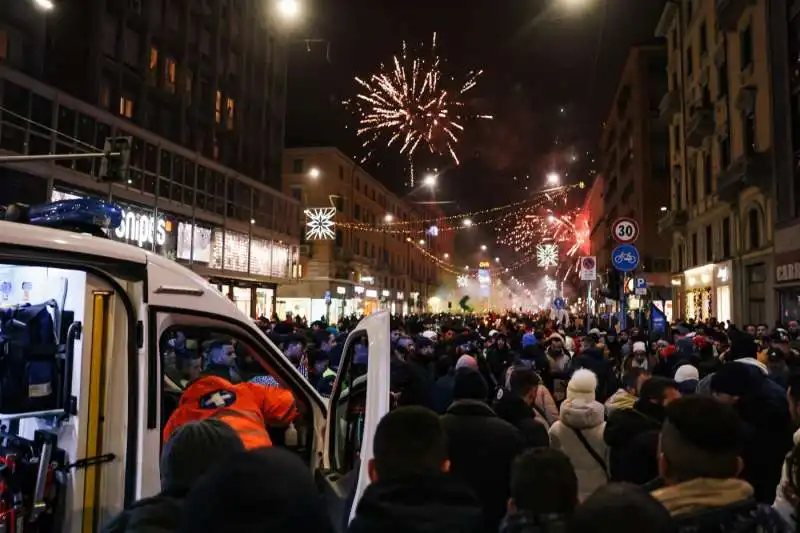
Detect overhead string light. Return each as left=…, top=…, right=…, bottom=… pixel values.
left=405, top=237, right=540, bottom=276
left=338, top=185, right=576, bottom=235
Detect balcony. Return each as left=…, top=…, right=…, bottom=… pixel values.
left=657, top=209, right=688, bottom=236
left=658, top=90, right=681, bottom=120
left=716, top=152, right=771, bottom=203
left=685, top=107, right=715, bottom=147
left=716, top=0, right=756, bottom=31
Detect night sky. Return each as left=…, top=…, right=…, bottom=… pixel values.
left=285, top=0, right=666, bottom=257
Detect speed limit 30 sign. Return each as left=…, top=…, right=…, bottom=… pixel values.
left=612, top=217, right=639, bottom=244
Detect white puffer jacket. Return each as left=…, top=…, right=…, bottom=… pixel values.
left=549, top=398, right=608, bottom=501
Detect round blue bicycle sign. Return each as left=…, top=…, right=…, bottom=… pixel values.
left=612, top=244, right=640, bottom=273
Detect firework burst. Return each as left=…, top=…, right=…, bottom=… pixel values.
left=497, top=196, right=583, bottom=261
left=351, top=33, right=492, bottom=165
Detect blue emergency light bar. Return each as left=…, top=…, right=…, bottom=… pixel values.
left=2, top=199, right=123, bottom=236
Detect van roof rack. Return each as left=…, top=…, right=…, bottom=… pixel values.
left=0, top=199, right=123, bottom=238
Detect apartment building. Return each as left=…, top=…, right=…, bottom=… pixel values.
left=656, top=0, right=774, bottom=324
left=281, top=147, right=455, bottom=321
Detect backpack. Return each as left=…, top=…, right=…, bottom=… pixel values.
left=0, top=301, right=60, bottom=413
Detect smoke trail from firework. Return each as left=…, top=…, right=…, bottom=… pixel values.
left=351, top=33, right=492, bottom=165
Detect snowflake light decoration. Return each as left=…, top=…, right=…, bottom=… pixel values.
left=456, top=275, right=469, bottom=288
left=536, top=243, right=559, bottom=268
left=544, top=276, right=557, bottom=294
left=305, top=208, right=336, bottom=240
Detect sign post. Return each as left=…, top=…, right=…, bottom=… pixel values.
left=611, top=218, right=641, bottom=331
left=580, top=256, right=597, bottom=333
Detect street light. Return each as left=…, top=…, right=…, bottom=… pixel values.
left=32, top=0, right=54, bottom=10
left=495, top=257, right=500, bottom=263
left=462, top=218, right=473, bottom=227
left=546, top=172, right=561, bottom=186
left=308, top=167, right=321, bottom=179
left=418, top=239, right=425, bottom=245
left=660, top=206, right=668, bottom=212
left=480, top=244, right=487, bottom=251
left=384, top=213, right=394, bottom=223
left=422, top=174, right=437, bottom=188
left=276, top=0, right=301, bottom=20
left=443, top=253, right=450, bottom=259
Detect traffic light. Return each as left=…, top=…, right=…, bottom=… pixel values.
left=99, top=136, right=132, bottom=182
left=602, top=269, right=622, bottom=301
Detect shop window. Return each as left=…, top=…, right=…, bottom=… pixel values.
left=747, top=207, right=761, bottom=249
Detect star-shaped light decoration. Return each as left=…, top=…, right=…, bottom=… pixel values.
left=536, top=243, right=559, bottom=268
left=305, top=207, right=337, bottom=240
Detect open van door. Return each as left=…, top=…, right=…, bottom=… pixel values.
left=318, top=310, right=391, bottom=532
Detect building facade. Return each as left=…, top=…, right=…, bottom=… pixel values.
left=768, top=0, right=800, bottom=323
left=598, top=42, right=673, bottom=316
left=280, top=147, right=455, bottom=321
left=2, top=0, right=287, bottom=189
left=0, top=65, right=300, bottom=319
left=656, top=0, right=776, bottom=325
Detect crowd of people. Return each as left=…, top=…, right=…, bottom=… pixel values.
left=108, top=310, right=800, bottom=533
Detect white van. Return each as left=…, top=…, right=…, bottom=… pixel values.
left=0, top=202, right=390, bottom=533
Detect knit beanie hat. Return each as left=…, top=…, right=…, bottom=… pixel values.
left=161, top=419, right=245, bottom=495
left=632, top=341, right=647, bottom=353
left=455, top=354, right=478, bottom=371
left=566, top=368, right=597, bottom=402
left=453, top=368, right=489, bottom=401
left=522, top=333, right=538, bottom=348
left=674, top=364, right=699, bottom=383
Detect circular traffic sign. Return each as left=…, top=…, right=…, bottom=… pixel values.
left=611, top=244, right=640, bottom=273
left=612, top=217, right=639, bottom=244
left=581, top=256, right=596, bottom=270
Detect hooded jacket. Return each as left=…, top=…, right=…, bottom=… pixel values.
left=651, top=478, right=789, bottom=533
left=604, top=399, right=665, bottom=485
left=548, top=399, right=608, bottom=501
left=348, top=475, right=483, bottom=533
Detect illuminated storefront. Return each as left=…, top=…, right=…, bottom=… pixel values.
left=776, top=250, right=800, bottom=322
left=53, top=188, right=297, bottom=319
left=677, top=262, right=733, bottom=323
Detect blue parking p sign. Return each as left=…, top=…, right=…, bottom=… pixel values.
left=611, top=244, right=640, bottom=273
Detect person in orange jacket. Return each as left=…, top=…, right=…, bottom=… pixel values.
left=163, top=340, right=298, bottom=450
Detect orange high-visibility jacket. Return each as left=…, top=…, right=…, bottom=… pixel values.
left=163, top=374, right=298, bottom=450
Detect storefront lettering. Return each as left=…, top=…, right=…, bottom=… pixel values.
left=115, top=209, right=168, bottom=248
left=777, top=262, right=800, bottom=283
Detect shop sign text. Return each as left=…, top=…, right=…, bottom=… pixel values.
left=777, top=262, right=800, bottom=283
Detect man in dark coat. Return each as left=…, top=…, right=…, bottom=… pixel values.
left=493, top=366, right=550, bottom=447
left=349, top=407, right=483, bottom=533
left=604, top=376, right=680, bottom=485
left=441, top=368, right=525, bottom=533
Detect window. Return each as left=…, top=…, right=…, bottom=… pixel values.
left=705, top=225, right=713, bottom=262
left=746, top=264, right=766, bottom=324
left=691, top=233, right=698, bottom=267
left=685, top=44, right=694, bottom=78
left=119, top=95, right=134, bottom=118
left=699, top=21, right=708, bottom=55
left=290, top=186, right=302, bottom=202
left=185, top=69, right=193, bottom=101
left=0, top=30, right=6, bottom=62
left=225, top=97, right=235, bottom=130
left=687, top=167, right=695, bottom=206
left=339, top=165, right=344, bottom=180
left=740, top=25, right=753, bottom=70
left=214, top=90, right=222, bottom=123
left=165, top=57, right=177, bottom=93
left=722, top=216, right=731, bottom=257
left=149, top=45, right=159, bottom=71
left=703, top=152, right=712, bottom=197
left=720, top=136, right=731, bottom=170
left=747, top=207, right=760, bottom=249
left=99, top=79, right=111, bottom=109
left=718, top=61, right=728, bottom=98
left=291, top=159, right=304, bottom=174
left=743, top=111, right=757, bottom=153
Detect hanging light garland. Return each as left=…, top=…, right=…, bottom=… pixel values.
left=404, top=237, right=541, bottom=277
left=338, top=186, right=572, bottom=235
